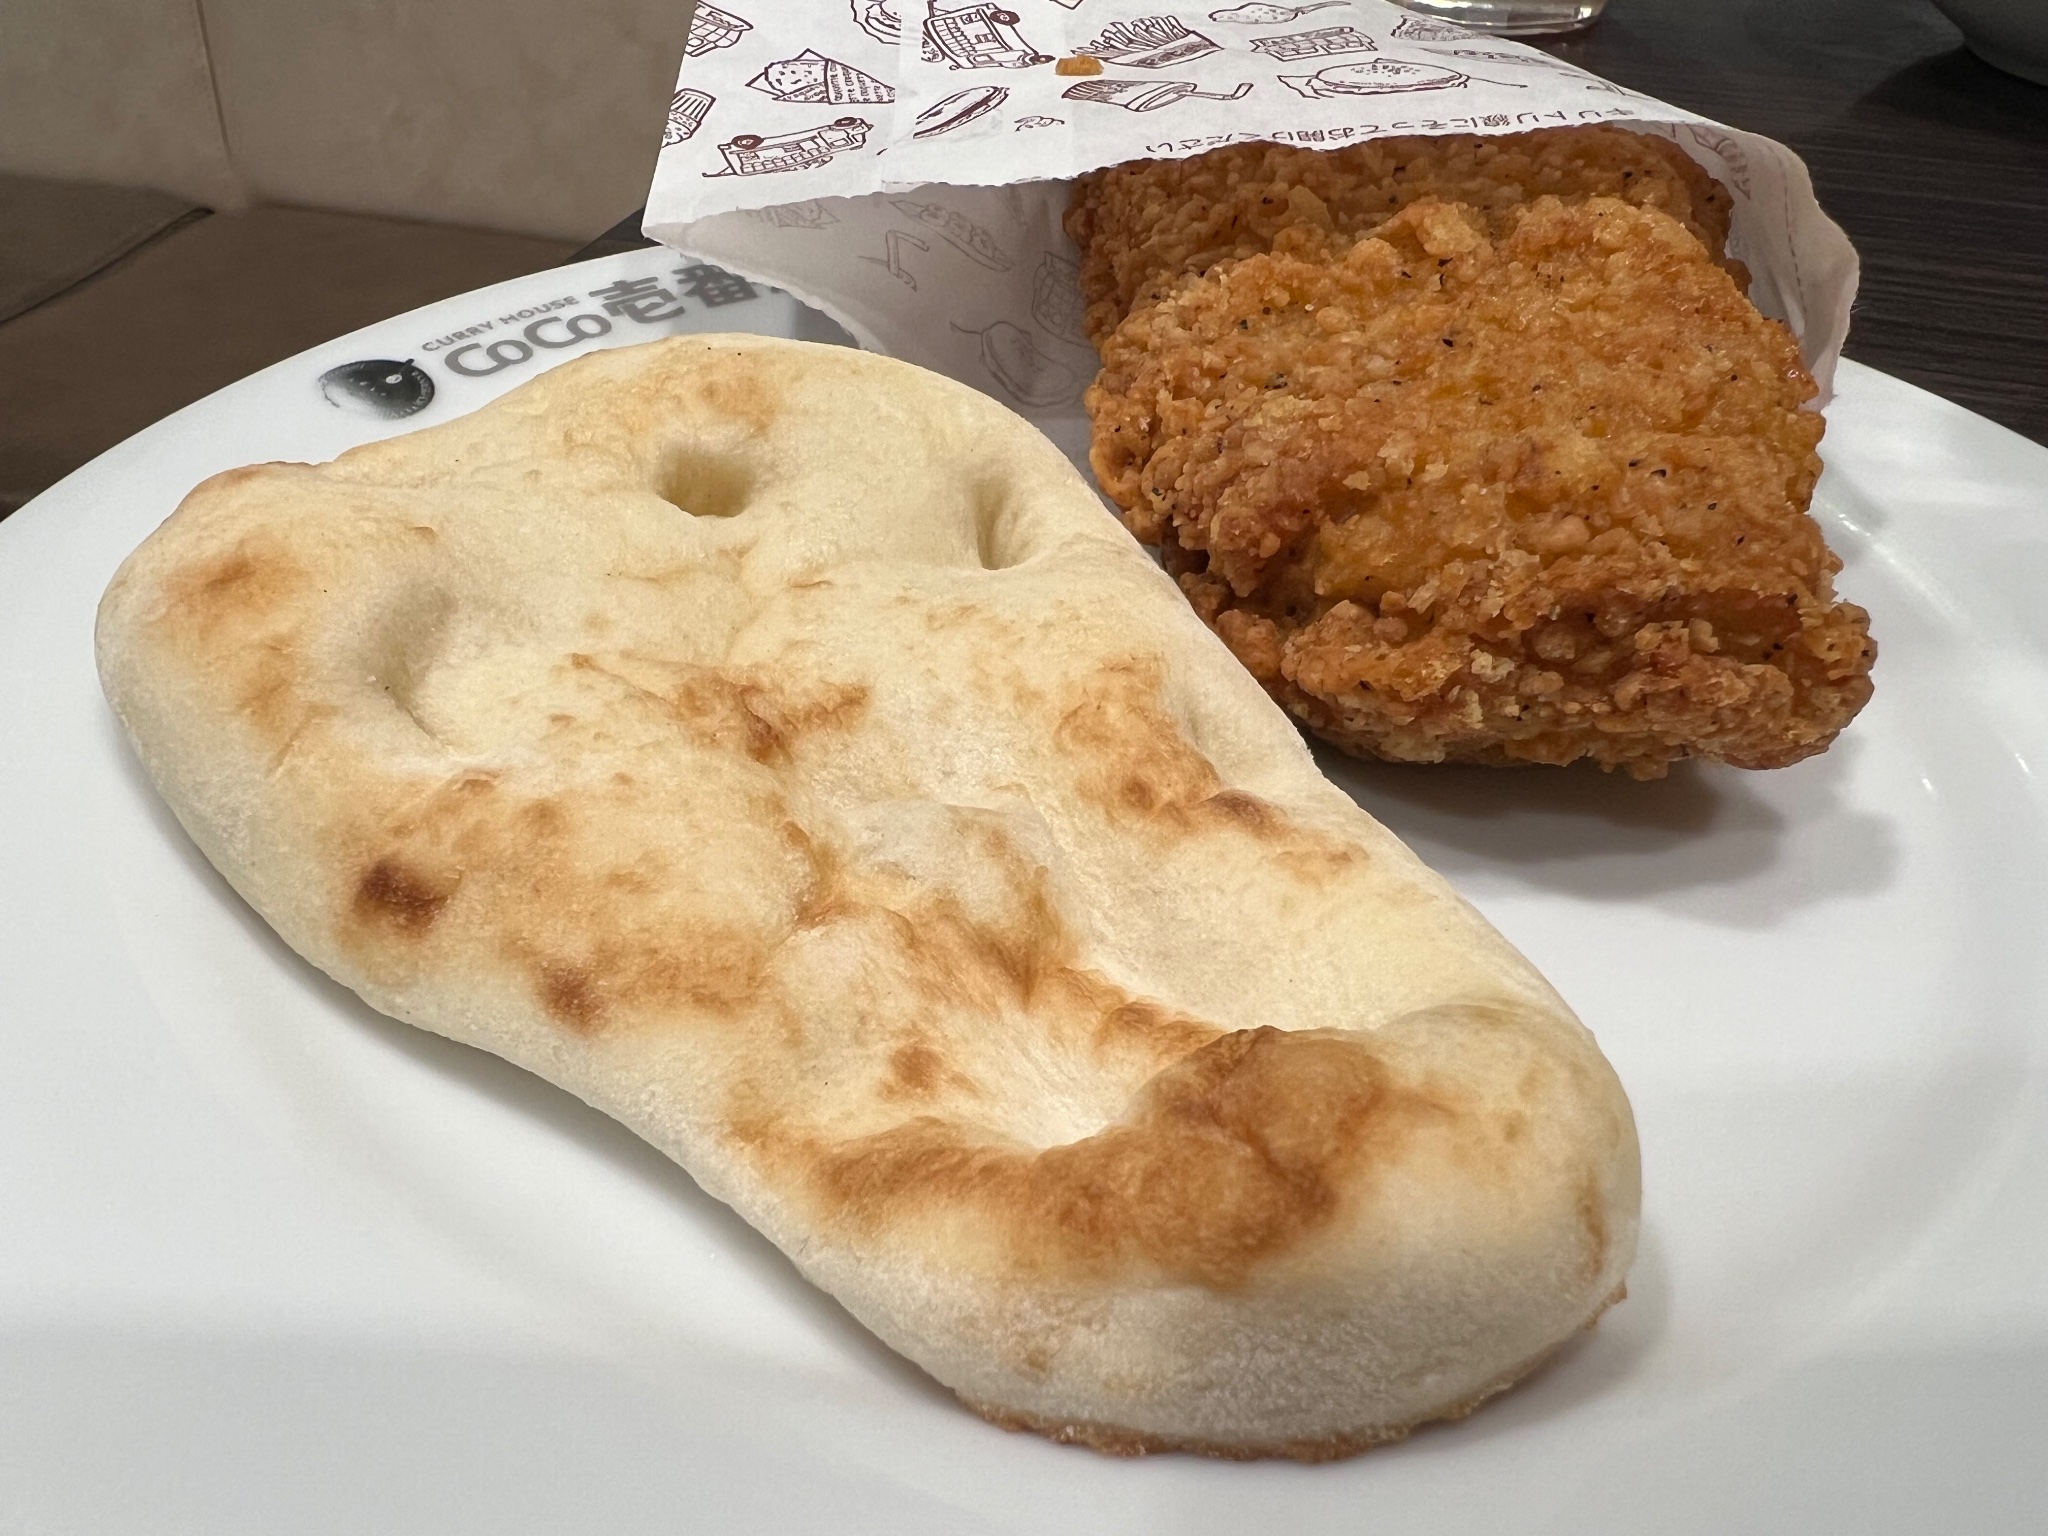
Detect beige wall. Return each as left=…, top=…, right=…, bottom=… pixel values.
left=0, top=0, right=693, bottom=240
left=0, top=0, right=243, bottom=209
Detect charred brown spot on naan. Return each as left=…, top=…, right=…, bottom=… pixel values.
left=697, top=368, right=781, bottom=436
left=518, top=922, right=776, bottom=1035
left=708, top=814, right=1230, bottom=1152
left=535, top=959, right=603, bottom=1032
left=352, top=857, right=456, bottom=935
left=148, top=533, right=319, bottom=745
left=718, top=686, right=800, bottom=765
left=1089, top=994, right=1223, bottom=1061
left=887, top=883, right=1069, bottom=1018
left=723, top=678, right=872, bottom=766
left=171, top=543, right=300, bottom=635
left=523, top=917, right=773, bottom=1035
left=1055, top=658, right=1222, bottom=824
left=890, top=912, right=1210, bottom=1076
left=804, top=1028, right=1464, bottom=1288
left=569, top=651, right=871, bottom=767
left=885, top=1042, right=944, bottom=1098
left=333, top=758, right=798, bottom=1036
left=882, top=1041, right=984, bottom=1102
left=847, top=815, right=1210, bottom=1074
left=1204, top=788, right=1281, bottom=833
left=788, top=823, right=859, bottom=932
left=1054, top=658, right=1361, bottom=880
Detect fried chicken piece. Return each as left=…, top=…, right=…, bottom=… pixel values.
left=1065, top=126, right=1739, bottom=346
left=1085, top=195, right=1875, bottom=778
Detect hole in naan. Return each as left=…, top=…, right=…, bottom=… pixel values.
left=360, top=582, right=528, bottom=756
left=364, top=582, right=457, bottom=743
left=656, top=449, right=757, bottom=519
left=974, top=481, right=1025, bottom=570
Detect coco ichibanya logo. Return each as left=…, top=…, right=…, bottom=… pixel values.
left=319, top=262, right=764, bottom=417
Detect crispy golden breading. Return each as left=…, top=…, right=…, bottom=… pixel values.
left=1085, top=194, right=1875, bottom=778
left=1065, top=126, right=1739, bottom=346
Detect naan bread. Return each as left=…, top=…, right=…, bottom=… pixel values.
left=96, top=335, right=1638, bottom=1458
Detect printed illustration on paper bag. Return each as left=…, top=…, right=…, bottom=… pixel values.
left=706, top=118, right=873, bottom=176
left=862, top=229, right=930, bottom=289
left=911, top=85, right=1011, bottom=137
left=1081, top=17, right=1223, bottom=68
left=953, top=319, right=1082, bottom=408
left=1279, top=58, right=1478, bottom=96
left=1251, top=26, right=1378, bottom=60
left=748, top=50, right=896, bottom=104
left=744, top=200, right=842, bottom=230
left=851, top=0, right=901, bottom=43
left=1390, top=13, right=1478, bottom=41
left=1686, top=125, right=1755, bottom=195
left=1030, top=253, right=1088, bottom=345
left=922, top=3, right=1056, bottom=69
left=686, top=2, right=752, bottom=55
left=1063, top=77, right=1253, bottom=110
left=889, top=199, right=1015, bottom=269
left=1421, top=45, right=1578, bottom=69
left=663, top=89, right=714, bottom=146
left=1208, top=1, right=1342, bottom=21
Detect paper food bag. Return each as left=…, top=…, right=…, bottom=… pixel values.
left=643, top=0, right=1856, bottom=465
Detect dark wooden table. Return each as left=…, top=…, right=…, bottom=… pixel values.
left=579, top=0, right=2048, bottom=444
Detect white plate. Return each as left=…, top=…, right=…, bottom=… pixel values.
left=3, top=253, right=2046, bottom=1534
